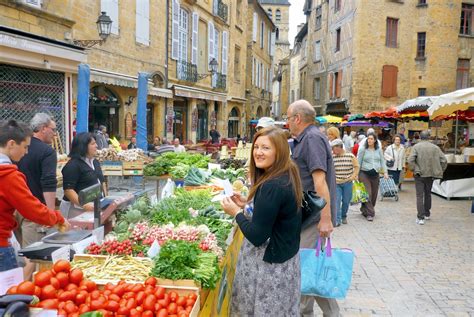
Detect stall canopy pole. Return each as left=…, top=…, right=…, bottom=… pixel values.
left=136, top=72, right=149, bottom=151
left=454, top=111, right=459, bottom=154
left=76, top=64, right=90, bottom=134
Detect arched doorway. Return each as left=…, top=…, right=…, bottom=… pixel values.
left=89, top=86, right=120, bottom=138
left=228, top=107, right=240, bottom=138
left=256, top=106, right=263, bottom=118
left=265, top=107, right=271, bottom=117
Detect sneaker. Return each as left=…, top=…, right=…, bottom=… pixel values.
left=424, top=216, right=430, bottom=220
left=416, top=218, right=425, bottom=225
left=367, top=216, right=374, bottom=221
left=342, top=218, right=348, bottom=224
left=335, top=223, right=341, bottom=227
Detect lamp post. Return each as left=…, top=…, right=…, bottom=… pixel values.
left=74, top=12, right=113, bottom=48
left=198, top=58, right=218, bottom=80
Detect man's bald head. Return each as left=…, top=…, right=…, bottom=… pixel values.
left=288, top=99, right=316, bottom=124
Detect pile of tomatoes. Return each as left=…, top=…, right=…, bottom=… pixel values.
left=7, top=260, right=196, bottom=317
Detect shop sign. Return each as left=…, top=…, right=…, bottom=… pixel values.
left=91, top=74, right=137, bottom=88
left=191, top=108, right=198, bottom=132
left=0, top=34, right=47, bottom=53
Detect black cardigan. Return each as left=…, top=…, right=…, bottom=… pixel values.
left=235, top=174, right=301, bottom=263
left=61, top=158, right=104, bottom=201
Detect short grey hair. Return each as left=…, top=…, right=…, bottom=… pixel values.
left=289, top=99, right=316, bottom=123
left=31, top=113, right=53, bottom=132
left=420, top=130, right=430, bottom=140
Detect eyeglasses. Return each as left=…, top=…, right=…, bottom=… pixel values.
left=48, top=126, right=57, bottom=133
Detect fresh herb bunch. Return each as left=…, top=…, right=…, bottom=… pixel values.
left=218, top=158, right=247, bottom=169
left=144, top=152, right=210, bottom=177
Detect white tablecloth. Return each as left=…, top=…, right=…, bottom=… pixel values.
left=431, top=178, right=474, bottom=199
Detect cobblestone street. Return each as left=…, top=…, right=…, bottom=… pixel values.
left=327, top=182, right=474, bottom=317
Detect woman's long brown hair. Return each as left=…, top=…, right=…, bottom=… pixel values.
left=248, top=126, right=303, bottom=209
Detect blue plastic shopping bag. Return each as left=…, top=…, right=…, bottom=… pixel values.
left=300, top=238, right=354, bottom=299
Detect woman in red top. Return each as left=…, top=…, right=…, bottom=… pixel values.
left=0, top=120, right=70, bottom=272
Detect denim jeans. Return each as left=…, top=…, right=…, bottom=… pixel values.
left=336, top=181, right=353, bottom=224
left=0, top=246, right=19, bottom=272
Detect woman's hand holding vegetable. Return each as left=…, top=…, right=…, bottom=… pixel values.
left=83, top=202, right=95, bottom=211
left=221, top=197, right=242, bottom=217
left=231, top=193, right=247, bottom=208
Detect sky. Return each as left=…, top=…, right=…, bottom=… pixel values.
left=288, top=0, right=306, bottom=48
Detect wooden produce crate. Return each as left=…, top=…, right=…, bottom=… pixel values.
left=123, top=161, right=144, bottom=170
left=122, top=169, right=143, bottom=176
left=102, top=160, right=123, bottom=171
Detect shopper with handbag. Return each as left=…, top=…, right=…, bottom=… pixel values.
left=384, top=135, right=405, bottom=187
left=357, top=133, right=389, bottom=221
left=220, top=126, right=303, bottom=316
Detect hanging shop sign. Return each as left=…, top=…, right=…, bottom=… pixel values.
left=125, top=112, right=133, bottom=139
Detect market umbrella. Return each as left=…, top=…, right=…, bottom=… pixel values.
left=347, top=114, right=365, bottom=122
left=315, top=115, right=343, bottom=124
left=341, top=120, right=393, bottom=128
left=397, top=96, right=436, bottom=114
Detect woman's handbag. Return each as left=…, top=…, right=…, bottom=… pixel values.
left=351, top=180, right=369, bottom=204
left=300, top=238, right=354, bottom=299
left=386, top=146, right=395, bottom=168
left=301, top=191, right=327, bottom=228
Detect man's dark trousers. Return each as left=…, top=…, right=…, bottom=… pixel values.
left=414, top=176, right=434, bottom=219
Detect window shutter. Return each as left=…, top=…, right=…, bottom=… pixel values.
left=381, top=65, right=398, bottom=97
left=101, top=0, right=119, bottom=35
left=336, top=70, right=343, bottom=98
left=25, top=0, right=41, bottom=8
left=191, top=12, right=199, bottom=65
left=253, top=13, right=258, bottom=42
left=252, top=58, right=255, bottom=85
left=213, top=0, right=218, bottom=15
left=171, top=0, right=180, bottom=60
left=136, top=0, right=149, bottom=45
left=208, top=21, right=215, bottom=69
left=315, top=41, right=321, bottom=61
left=329, top=73, right=334, bottom=98
left=222, top=31, right=228, bottom=75
left=270, top=32, right=275, bottom=56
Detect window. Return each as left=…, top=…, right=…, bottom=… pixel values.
left=381, top=65, right=398, bottom=97
left=24, top=0, right=41, bottom=8
left=416, top=32, right=426, bottom=59
left=260, top=21, right=264, bottom=48
left=418, top=0, right=427, bottom=5
left=329, top=71, right=342, bottom=99
left=276, top=9, right=281, bottom=22
left=236, top=0, right=242, bottom=24
left=456, top=59, right=470, bottom=89
left=253, top=12, right=258, bottom=42
left=335, top=28, right=341, bottom=52
left=276, top=28, right=280, bottom=40
left=314, top=78, right=321, bottom=100
left=460, top=3, right=473, bottom=36
left=136, top=0, right=150, bottom=45
left=214, top=29, right=220, bottom=68
left=101, top=0, right=119, bottom=35
left=315, top=5, right=322, bottom=30
left=418, top=88, right=427, bottom=96
left=267, top=8, right=272, bottom=19
left=178, top=8, right=189, bottom=62
left=234, top=46, right=241, bottom=80
left=335, top=0, right=341, bottom=12
left=314, top=40, right=321, bottom=61
left=386, top=18, right=398, bottom=48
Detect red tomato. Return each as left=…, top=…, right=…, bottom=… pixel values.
left=117, top=307, right=130, bottom=315
left=187, top=293, right=197, bottom=301
left=185, top=306, right=192, bottom=313
left=80, top=280, right=97, bottom=292
left=90, top=290, right=101, bottom=300
left=157, top=308, right=168, bottom=317
left=155, top=303, right=162, bottom=311
left=125, top=283, right=134, bottom=292
left=157, top=299, right=168, bottom=307
left=136, top=306, right=144, bottom=313
left=55, top=272, right=69, bottom=288
left=142, top=310, right=154, bottom=317
left=136, top=291, right=146, bottom=305
left=57, top=309, right=67, bottom=316
left=37, top=299, right=59, bottom=309
left=34, top=271, right=53, bottom=287
left=109, top=294, right=121, bottom=302
left=176, top=296, right=186, bottom=307
left=6, top=286, right=17, bottom=295
left=58, top=302, right=66, bottom=310
left=69, top=269, right=83, bottom=285
left=185, top=299, right=195, bottom=308
left=132, top=284, right=144, bottom=293
left=34, top=286, right=42, bottom=298
left=17, top=281, right=35, bottom=295
left=97, top=295, right=107, bottom=304
left=105, top=300, right=120, bottom=312
left=58, top=291, right=75, bottom=302
left=53, top=260, right=71, bottom=273
left=126, top=298, right=138, bottom=310
left=168, top=302, right=178, bottom=314
left=90, top=299, right=104, bottom=311
left=103, top=289, right=112, bottom=297
left=112, top=285, right=126, bottom=296
left=169, top=291, right=178, bottom=303
left=41, top=285, right=57, bottom=300
left=65, top=283, right=78, bottom=291
left=75, top=293, right=86, bottom=305
left=144, top=277, right=157, bottom=287
left=177, top=306, right=184, bottom=313
left=143, top=294, right=156, bottom=311
left=123, top=291, right=136, bottom=300
left=64, top=301, right=77, bottom=314
left=78, top=304, right=90, bottom=314
left=49, top=277, right=60, bottom=290
left=129, top=308, right=142, bottom=317
left=69, top=313, right=80, bottom=317
left=178, top=313, right=189, bottom=317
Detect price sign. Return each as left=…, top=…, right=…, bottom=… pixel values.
left=147, top=240, right=161, bottom=258
left=51, top=246, right=71, bottom=263
left=72, top=236, right=96, bottom=254
left=92, top=226, right=105, bottom=244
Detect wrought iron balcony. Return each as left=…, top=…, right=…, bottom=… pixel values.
left=177, top=60, right=198, bottom=83
left=215, top=0, right=228, bottom=22
left=212, top=72, right=226, bottom=90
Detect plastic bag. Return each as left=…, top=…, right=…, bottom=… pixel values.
left=161, top=178, right=176, bottom=199
left=351, top=180, right=369, bottom=204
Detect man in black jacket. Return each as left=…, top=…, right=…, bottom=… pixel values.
left=17, top=113, right=58, bottom=247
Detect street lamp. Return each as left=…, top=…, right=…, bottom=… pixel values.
left=74, top=12, right=113, bottom=48
left=198, top=58, right=219, bottom=80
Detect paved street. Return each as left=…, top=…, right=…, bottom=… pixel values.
left=324, top=182, right=474, bottom=317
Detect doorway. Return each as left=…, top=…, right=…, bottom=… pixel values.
left=89, top=86, right=120, bottom=138
left=197, top=103, right=208, bottom=142
left=173, top=101, right=188, bottom=142
left=228, top=107, right=240, bottom=138
left=147, top=103, right=154, bottom=141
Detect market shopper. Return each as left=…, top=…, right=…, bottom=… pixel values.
left=331, top=138, right=359, bottom=226
left=209, top=126, right=220, bottom=144
left=95, top=125, right=108, bottom=150
left=384, top=135, right=406, bottom=187
left=221, top=126, right=302, bottom=316
left=287, top=100, right=339, bottom=317
left=256, top=117, right=276, bottom=131
left=0, top=119, right=69, bottom=272
left=357, top=133, right=388, bottom=221
left=173, top=138, right=186, bottom=153
left=16, top=113, right=58, bottom=247
left=407, top=130, right=447, bottom=225
left=327, top=126, right=341, bottom=142
left=128, top=137, right=137, bottom=149
left=60, top=132, right=107, bottom=219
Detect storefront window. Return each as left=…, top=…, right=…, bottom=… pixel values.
left=228, top=107, right=240, bottom=138
left=197, top=104, right=208, bottom=142
left=89, top=86, right=120, bottom=138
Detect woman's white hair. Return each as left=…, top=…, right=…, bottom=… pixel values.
left=30, top=113, right=53, bottom=132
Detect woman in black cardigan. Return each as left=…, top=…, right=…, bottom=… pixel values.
left=221, top=126, right=303, bottom=316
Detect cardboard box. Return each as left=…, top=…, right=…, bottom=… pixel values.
left=123, top=161, right=144, bottom=170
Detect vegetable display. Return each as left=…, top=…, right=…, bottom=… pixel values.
left=184, top=168, right=210, bottom=186
left=211, top=168, right=247, bottom=183
left=144, top=152, right=210, bottom=177
left=217, top=158, right=247, bottom=169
